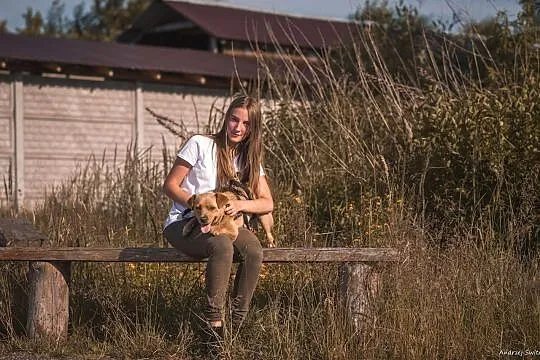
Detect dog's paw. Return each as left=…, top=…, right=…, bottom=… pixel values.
left=266, top=234, right=276, bottom=248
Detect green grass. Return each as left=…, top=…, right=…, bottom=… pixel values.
left=1, top=24, right=539, bottom=359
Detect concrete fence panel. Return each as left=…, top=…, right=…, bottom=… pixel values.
left=0, top=74, right=231, bottom=209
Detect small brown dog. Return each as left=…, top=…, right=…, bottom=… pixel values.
left=183, top=192, right=238, bottom=241
left=219, top=181, right=276, bottom=247
left=182, top=191, right=275, bottom=246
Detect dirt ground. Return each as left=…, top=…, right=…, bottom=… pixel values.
left=0, top=354, right=62, bottom=360
left=0, top=354, right=118, bottom=360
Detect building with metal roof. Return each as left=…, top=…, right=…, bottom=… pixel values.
left=0, top=0, right=359, bottom=87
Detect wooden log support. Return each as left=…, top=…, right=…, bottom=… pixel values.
left=339, top=262, right=381, bottom=332
left=0, top=219, right=52, bottom=340
left=26, top=261, right=71, bottom=342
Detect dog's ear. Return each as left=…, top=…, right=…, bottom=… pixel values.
left=187, top=194, right=198, bottom=209
left=215, top=192, right=230, bottom=209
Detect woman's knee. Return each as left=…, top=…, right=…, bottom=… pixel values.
left=239, top=231, right=263, bottom=263
left=207, top=236, right=234, bottom=258
left=163, top=221, right=183, bottom=250
left=246, top=244, right=263, bottom=265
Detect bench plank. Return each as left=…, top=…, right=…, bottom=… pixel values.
left=0, top=247, right=399, bottom=263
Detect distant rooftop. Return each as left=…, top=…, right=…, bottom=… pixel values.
left=118, top=0, right=360, bottom=50
left=170, top=0, right=355, bottom=22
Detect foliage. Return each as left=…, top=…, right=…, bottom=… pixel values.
left=347, top=0, right=438, bottom=86
left=259, top=0, right=539, bottom=251
left=69, top=0, right=151, bottom=41
left=5, top=0, right=151, bottom=41
left=11, top=1, right=69, bottom=37
left=408, top=75, right=539, bottom=250
left=44, top=0, right=69, bottom=37
left=16, top=8, right=44, bottom=36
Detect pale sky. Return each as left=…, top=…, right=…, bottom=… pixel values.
left=1, top=0, right=522, bottom=32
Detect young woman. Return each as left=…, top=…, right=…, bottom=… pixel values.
left=162, top=95, right=273, bottom=334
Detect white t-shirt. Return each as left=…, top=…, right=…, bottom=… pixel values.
left=163, top=135, right=264, bottom=229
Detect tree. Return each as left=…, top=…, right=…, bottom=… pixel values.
left=0, top=20, right=8, bottom=33
left=67, top=0, right=151, bottom=41
left=17, top=8, right=44, bottom=36
left=44, top=0, right=69, bottom=37
left=69, top=2, right=92, bottom=39
left=344, top=0, right=437, bottom=86
left=519, top=0, right=540, bottom=25
left=353, top=0, right=394, bottom=26
left=456, top=1, right=539, bottom=81
left=461, top=17, right=502, bottom=38
left=13, top=0, right=151, bottom=41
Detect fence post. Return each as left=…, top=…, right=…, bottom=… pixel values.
left=339, top=262, right=380, bottom=332
left=134, top=81, right=144, bottom=152
left=26, top=261, right=71, bottom=342
left=13, top=75, right=24, bottom=211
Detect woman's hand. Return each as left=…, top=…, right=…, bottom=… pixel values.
left=224, top=199, right=244, bottom=217
left=225, top=176, right=274, bottom=216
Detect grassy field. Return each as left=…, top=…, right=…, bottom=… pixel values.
left=1, top=22, right=539, bottom=359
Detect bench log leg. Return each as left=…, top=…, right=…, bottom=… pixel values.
left=339, top=262, right=380, bottom=332
left=26, top=261, right=71, bottom=341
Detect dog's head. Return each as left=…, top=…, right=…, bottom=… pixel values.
left=188, top=192, right=230, bottom=233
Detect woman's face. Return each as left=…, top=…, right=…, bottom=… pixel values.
left=226, top=107, right=250, bottom=144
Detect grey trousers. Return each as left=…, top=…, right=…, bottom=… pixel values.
left=163, top=218, right=263, bottom=324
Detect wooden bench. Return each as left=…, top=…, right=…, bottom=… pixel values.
left=0, top=221, right=399, bottom=342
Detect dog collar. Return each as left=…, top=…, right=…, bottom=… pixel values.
left=182, top=208, right=193, bottom=219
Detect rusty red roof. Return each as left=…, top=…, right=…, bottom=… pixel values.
left=0, top=32, right=259, bottom=80
left=124, top=0, right=359, bottom=49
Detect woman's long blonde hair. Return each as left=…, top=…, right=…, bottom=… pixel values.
left=214, top=95, right=263, bottom=195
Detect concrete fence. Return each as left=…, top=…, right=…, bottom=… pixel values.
left=0, top=74, right=228, bottom=209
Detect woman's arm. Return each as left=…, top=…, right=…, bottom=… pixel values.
left=163, top=158, right=193, bottom=207
left=224, top=175, right=274, bottom=216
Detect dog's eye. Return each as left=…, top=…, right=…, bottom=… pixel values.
left=208, top=206, right=217, bottom=211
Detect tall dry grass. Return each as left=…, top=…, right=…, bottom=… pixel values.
left=1, top=22, right=539, bottom=359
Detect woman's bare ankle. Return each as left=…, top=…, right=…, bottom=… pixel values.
left=209, top=320, right=223, bottom=328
